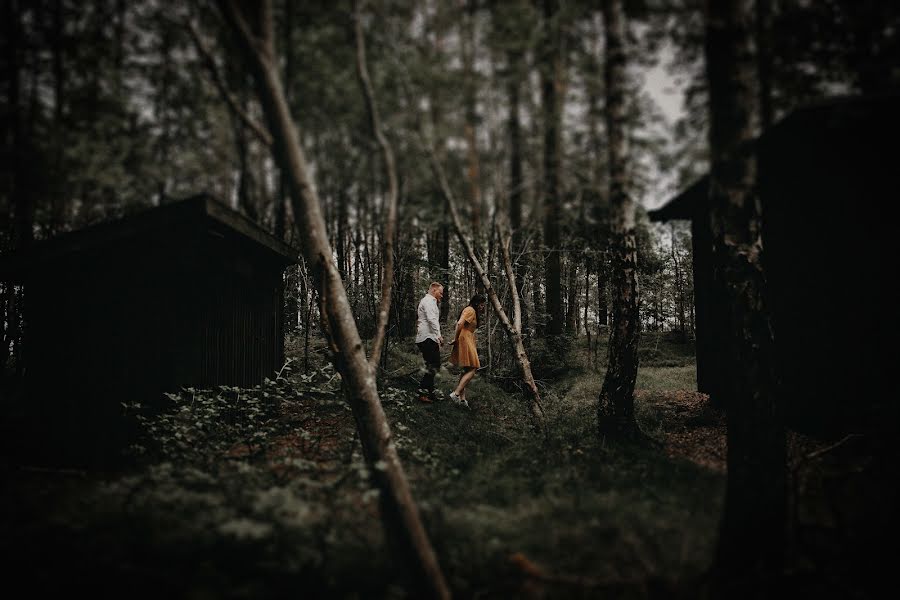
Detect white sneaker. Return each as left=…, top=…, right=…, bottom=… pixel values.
left=449, top=392, right=470, bottom=409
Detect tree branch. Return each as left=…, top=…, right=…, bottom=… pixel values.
left=186, top=19, right=273, bottom=147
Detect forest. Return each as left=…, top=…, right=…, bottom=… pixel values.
left=1, top=0, right=898, bottom=598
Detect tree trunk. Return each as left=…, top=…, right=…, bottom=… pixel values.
left=706, top=0, right=785, bottom=592
left=275, top=0, right=293, bottom=241
left=671, top=223, right=686, bottom=340
left=461, top=0, right=482, bottom=240
left=756, top=0, right=774, bottom=131
left=541, top=0, right=564, bottom=336
left=354, top=0, right=398, bottom=370
left=3, top=0, right=25, bottom=372
left=507, top=48, right=529, bottom=339
left=584, top=258, right=592, bottom=353
left=597, top=0, right=641, bottom=439
left=337, top=192, right=348, bottom=279
left=217, top=3, right=449, bottom=597
left=565, top=256, right=578, bottom=335
left=438, top=220, right=450, bottom=323
left=234, top=105, right=259, bottom=223
left=597, top=256, right=608, bottom=328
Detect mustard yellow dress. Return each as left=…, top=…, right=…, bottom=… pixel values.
left=450, top=306, right=480, bottom=368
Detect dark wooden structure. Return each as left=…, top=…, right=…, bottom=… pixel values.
left=649, top=95, right=900, bottom=435
left=0, top=195, right=297, bottom=463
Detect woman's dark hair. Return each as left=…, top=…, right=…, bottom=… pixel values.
left=459, top=293, right=486, bottom=327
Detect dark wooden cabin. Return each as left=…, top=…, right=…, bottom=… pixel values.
left=649, top=95, right=900, bottom=436
left=0, top=195, right=298, bottom=462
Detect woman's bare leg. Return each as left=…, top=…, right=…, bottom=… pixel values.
left=454, top=368, right=477, bottom=397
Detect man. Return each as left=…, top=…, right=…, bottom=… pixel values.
left=415, top=282, right=444, bottom=403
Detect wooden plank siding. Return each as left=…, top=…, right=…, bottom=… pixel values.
left=649, top=95, right=900, bottom=436
left=0, top=196, right=297, bottom=465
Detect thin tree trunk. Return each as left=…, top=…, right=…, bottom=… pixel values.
left=756, top=0, right=774, bottom=131
left=584, top=258, right=592, bottom=354
left=565, top=256, right=578, bottom=335
left=541, top=0, right=563, bottom=336
left=337, top=192, right=348, bottom=279
left=461, top=0, right=482, bottom=239
left=671, top=223, right=686, bottom=340
left=597, top=0, right=641, bottom=439
left=507, top=48, right=529, bottom=338
left=426, top=138, right=545, bottom=427
left=275, top=0, right=293, bottom=240
left=355, top=0, right=398, bottom=370
left=234, top=104, right=259, bottom=222
left=3, top=0, right=25, bottom=372
left=706, top=0, right=785, bottom=592
left=217, top=4, right=449, bottom=597
left=597, top=253, right=608, bottom=327
left=438, top=220, right=450, bottom=323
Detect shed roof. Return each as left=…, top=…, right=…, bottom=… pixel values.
left=648, top=176, right=708, bottom=222
left=648, top=94, right=899, bottom=223
left=0, top=194, right=299, bottom=279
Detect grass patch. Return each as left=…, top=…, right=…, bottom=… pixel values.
left=3, top=332, right=724, bottom=598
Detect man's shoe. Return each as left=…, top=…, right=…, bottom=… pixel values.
left=417, top=389, right=434, bottom=403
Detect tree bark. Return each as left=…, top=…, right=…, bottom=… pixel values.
left=597, top=0, right=641, bottom=439
left=217, top=3, right=449, bottom=597
left=705, top=0, right=785, bottom=592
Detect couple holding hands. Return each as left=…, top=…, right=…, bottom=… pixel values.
left=415, top=282, right=486, bottom=408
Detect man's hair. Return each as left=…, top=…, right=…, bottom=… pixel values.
left=429, top=282, right=444, bottom=292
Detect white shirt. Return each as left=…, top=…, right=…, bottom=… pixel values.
left=415, top=294, right=442, bottom=344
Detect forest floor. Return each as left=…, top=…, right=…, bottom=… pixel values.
left=1, top=331, right=894, bottom=599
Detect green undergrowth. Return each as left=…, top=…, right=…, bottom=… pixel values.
left=4, top=331, right=721, bottom=599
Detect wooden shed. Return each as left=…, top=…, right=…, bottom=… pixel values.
left=0, top=195, right=298, bottom=462
left=649, top=95, right=900, bottom=436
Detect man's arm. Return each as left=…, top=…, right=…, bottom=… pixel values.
left=428, top=299, right=443, bottom=345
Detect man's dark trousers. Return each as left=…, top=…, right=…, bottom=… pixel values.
left=417, top=339, right=441, bottom=396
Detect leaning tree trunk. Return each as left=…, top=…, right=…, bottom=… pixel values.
left=426, top=141, right=545, bottom=427
left=216, top=3, right=449, bottom=597
left=705, top=0, right=785, bottom=593
left=354, top=0, right=398, bottom=370
left=597, top=0, right=641, bottom=439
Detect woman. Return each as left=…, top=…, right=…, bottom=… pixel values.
left=449, top=293, right=486, bottom=409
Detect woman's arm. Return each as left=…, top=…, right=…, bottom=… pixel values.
left=451, top=317, right=464, bottom=343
